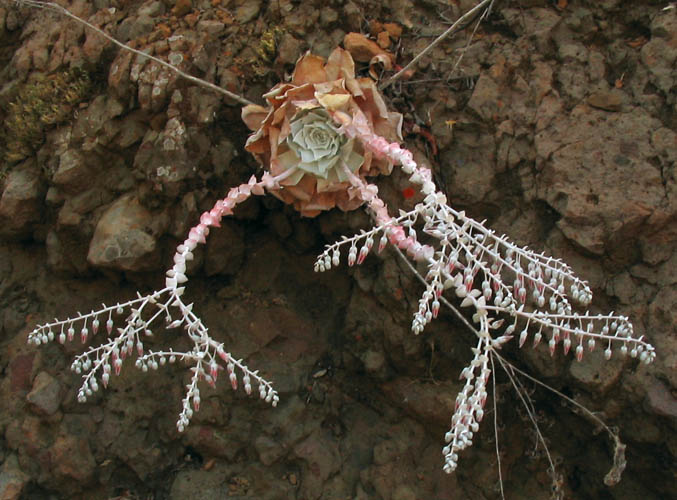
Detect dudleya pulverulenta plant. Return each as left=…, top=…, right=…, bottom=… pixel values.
left=25, top=19, right=656, bottom=488
left=242, top=47, right=402, bottom=216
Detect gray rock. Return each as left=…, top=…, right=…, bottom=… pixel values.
left=0, top=454, right=28, bottom=500
left=197, top=20, right=225, bottom=37
left=641, top=12, right=677, bottom=95
left=645, top=380, right=677, bottom=419
left=117, top=14, right=155, bottom=42
left=87, top=194, right=162, bottom=271
left=26, top=371, right=61, bottom=416
left=0, top=161, right=45, bottom=239
left=234, top=0, right=261, bottom=24
left=52, top=150, right=92, bottom=195
left=569, top=349, right=625, bottom=394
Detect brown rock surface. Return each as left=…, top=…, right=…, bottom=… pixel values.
left=0, top=1, right=674, bottom=499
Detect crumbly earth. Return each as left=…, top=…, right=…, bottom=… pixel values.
left=0, top=1, right=675, bottom=499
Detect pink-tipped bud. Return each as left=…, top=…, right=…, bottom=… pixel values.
left=210, top=362, right=218, bottom=382
left=106, top=319, right=113, bottom=334
left=432, top=300, right=440, bottom=318
left=465, top=275, right=474, bottom=292
left=229, top=371, right=238, bottom=390
left=563, top=336, right=572, bottom=355
left=218, top=349, right=230, bottom=363
left=193, top=396, right=200, bottom=412
left=378, top=235, right=388, bottom=253
left=81, top=327, right=88, bottom=344
left=519, top=330, right=528, bottom=348
left=357, top=246, right=369, bottom=265
left=575, top=344, right=584, bottom=362
left=92, top=319, right=99, bottom=335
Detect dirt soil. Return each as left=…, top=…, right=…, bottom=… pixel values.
left=0, top=0, right=675, bottom=499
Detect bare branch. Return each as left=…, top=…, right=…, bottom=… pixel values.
left=379, top=0, right=495, bottom=90
left=14, top=0, right=256, bottom=106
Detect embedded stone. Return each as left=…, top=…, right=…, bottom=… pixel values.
left=87, top=194, right=161, bottom=272
left=0, top=454, right=28, bottom=500
left=645, top=380, right=677, bottom=419
left=49, top=435, right=96, bottom=483
left=0, top=162, right=45, bottom=239
left=52, top=150, right=92, bottom=195
left=587, top=90, right=623, bottom=111
left=26, top=371, right=61, bottom=416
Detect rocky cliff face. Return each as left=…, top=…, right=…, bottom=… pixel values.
left=0, top=1, right=675, bottom=499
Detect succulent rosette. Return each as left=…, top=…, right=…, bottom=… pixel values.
left=242, top=47, right=403, bottom=216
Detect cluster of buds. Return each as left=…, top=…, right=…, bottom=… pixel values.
left=314, top=124, right=656, bottom=472
left=28, top=176, right=281, bottom=431
left=443, top=338, right=492, bottom=473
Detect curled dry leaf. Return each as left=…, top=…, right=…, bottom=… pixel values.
left=369, top=53, right=393, bottom=80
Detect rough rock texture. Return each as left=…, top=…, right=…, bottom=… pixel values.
left=0, top=1, right=675, bottom=499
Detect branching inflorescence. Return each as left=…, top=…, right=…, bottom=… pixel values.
left=22, top=9, right=655, bottom=483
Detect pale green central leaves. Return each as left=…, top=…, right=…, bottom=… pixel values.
left=277, top=108, right=364, bottom=190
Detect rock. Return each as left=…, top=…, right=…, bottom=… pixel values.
left=640, top=12, right=677, bottom=95
left=114, top=112, right=148, bottom=149
left=183, top=426, right=239, bottom=461
left=587, top=90, right=623, bottom=111
left=343, top=32, right=390, bottom=62
left=535, top=106, right=665, bottom=256
left=87, top=194, right=163, bottom=271
left=52, top=150, right=92, bottom=195
left=381, top=378, right=456, bottom=429
left=197, top=19, right=225, bottom=37
left=569, top=349, right=625, bottom=394
left=255, top=435, right=284, bottom=466
left=276, top=33, right=304, bottom=66
left=8, top=353, right=36, bottom=394
left=117, top=14, right=155, bottom=42
left=49, top=435, right=96, bottom=483
left=171, top=0, right=192, bottom=17
left=204, top=220, right=244, bottom=276
left=467, top=73, right=500, bottom=121
left=72, top=95, right=125, bottom=142
left=294, top=430, right=341, bottom=499
left=234, top=0, right=261, bottom=24
left=645, top=380, right=677, bottom=419
left=169, top=469, right=227, bottom=500
left=361, top=349, right=386, bottom=376
left=0, top=454, right=28, bottom=500
left=0, top=162, right=45, bottom=239
left=138, top=1, right=165, bottom=18
left=26, top=371, right=61, bottom=416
